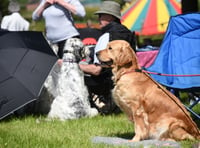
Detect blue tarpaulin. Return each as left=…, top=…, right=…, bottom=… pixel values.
left=147, top=13, right=200, bottom=89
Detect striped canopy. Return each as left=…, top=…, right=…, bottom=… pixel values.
left=121, top=0, right=182, bottom=35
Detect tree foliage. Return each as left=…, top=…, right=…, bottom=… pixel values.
left=0, top=0, right=9, bottom=20
left=102, top=0, right=125, bottom=8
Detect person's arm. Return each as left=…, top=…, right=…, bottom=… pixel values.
left=32, top=0, right=51, bottom=21
left=79, top=64, right=102, bottom=76
left=54, top=0, right=85, bottom=17
left=1, top=16, right=9, bottom=30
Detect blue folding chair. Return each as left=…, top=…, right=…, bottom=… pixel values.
left=146, top=13, right=200, bottom=121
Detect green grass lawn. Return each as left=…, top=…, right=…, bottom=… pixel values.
left=0, top=113, right=199, bottom=148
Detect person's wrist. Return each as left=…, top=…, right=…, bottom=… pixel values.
left=44, top=1, right=50, bottom=7
left=55, top=0, right=65, bottom=5
left=46, top=0, right=53, bottom=4
left=54, top=0, right=58, bottom=4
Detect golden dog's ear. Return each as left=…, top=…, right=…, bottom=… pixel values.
left=115, top=44, right=134, bottom=66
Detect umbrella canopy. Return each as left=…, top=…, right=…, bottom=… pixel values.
left=121, top=0, right=182, bottom=35
left=0, top=30, right=58, bottom=120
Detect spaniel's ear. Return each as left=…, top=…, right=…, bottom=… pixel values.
left=115, top=44, right=134, bottom=66
left=81, top=45, right=90, bottom=59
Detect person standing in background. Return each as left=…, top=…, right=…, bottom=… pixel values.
left=32, top=0, right=85, bottom=60
left=1, top=0, right=30, bottom=31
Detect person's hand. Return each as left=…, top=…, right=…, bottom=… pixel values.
left=54, top=0, right=61, bottom=3
left=54, top=0, right=65, bottom=5
left=57, top=59, right=63, bottom=67
left=46, top=0, right=54, bottom=4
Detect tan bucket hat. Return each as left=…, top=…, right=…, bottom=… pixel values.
left=94, top=1, right=121, bottom=19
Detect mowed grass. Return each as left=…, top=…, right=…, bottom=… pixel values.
left=0, top=113, right=199, bottom=148
left=0, top=114, right=132, bottom=148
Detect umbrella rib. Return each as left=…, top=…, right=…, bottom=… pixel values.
left=0, top=98, right=37, bottom=120
left=13, top=49, right=28, bottom=74
left=0, top=77, right=12, bottom=84
left=0, top=76, right=34, bottom=96
left=10, top=49, right=40, bottom=96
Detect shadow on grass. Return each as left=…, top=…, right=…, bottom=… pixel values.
left=108, top=132, right=135, bottom=140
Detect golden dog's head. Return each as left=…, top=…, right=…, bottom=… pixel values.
left=96, top=40, right=138, bottom=68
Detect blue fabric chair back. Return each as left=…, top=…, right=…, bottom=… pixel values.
left=147, top=13, right=200, bottom=89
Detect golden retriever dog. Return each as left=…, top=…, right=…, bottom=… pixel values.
left=96, top=40, right=200, bottom=141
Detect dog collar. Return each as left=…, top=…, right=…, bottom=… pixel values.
left=114, top=68, right=143, bottom=83
left=63, top=59, right=78, bottom=63
left=63, top=50, right=74, bottom=54
left=121, top=69, right=143, bottom=76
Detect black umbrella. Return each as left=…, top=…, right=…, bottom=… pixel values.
left=0, top=30, right=58, bottom=120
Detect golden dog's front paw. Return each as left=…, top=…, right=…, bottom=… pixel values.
left=128, top=136, right=141, bottom=142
